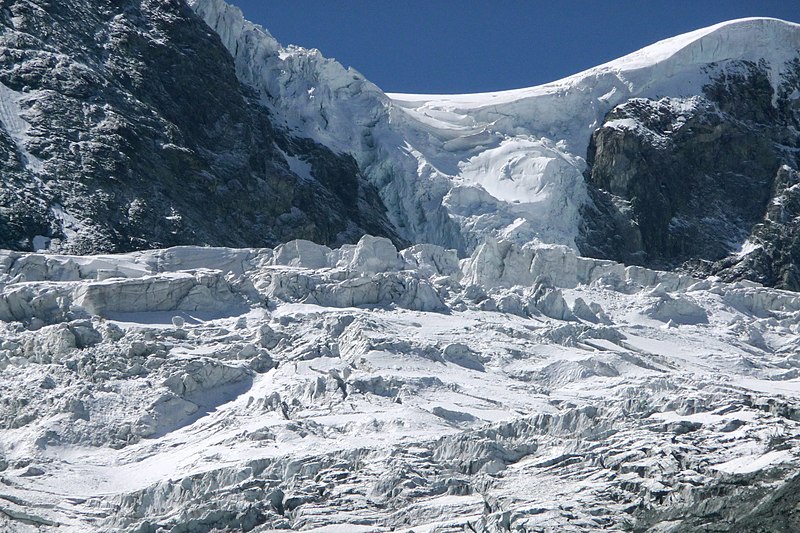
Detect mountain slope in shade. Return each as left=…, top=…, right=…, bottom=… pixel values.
left=0, top=0, right=402, bottom=254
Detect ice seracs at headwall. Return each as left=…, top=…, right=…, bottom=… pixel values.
left=190, top=2, right=800, bottom=290
left=2, top=0, right=799, bottom=290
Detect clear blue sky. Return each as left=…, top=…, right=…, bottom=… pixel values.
left=227, top=1, right=799, bottom=94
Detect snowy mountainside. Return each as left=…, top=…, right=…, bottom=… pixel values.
left=189, top=0, right=389, bottom=156
left=192, top=2, right=800, bottom=288
left=4, top=7, right=800, bottom=532
left=189, top=0, right=463, bottom=251
left=2, top=238, right=800, bottom=531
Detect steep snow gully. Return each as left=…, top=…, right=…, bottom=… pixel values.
left=2, top=1, right=800, bottom=531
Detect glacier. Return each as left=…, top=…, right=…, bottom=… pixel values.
left=189, top=1, right=800, bottom=259
left=2, top=2, right=800, bottom=531
left=3, top=238, right=800, bottom=530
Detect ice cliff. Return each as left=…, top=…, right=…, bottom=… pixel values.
left=191, top=2, right=800, bottom=289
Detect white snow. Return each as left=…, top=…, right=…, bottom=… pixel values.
left=31, top=236, right=50, bottom=252
left=189, top=5, right=800, bottom=256
left=713, top=450, right=793, bottom=474
left=278, top=146, right=316, bottom=182
left=2, top=240, right=800, bottom=530
left=736, top=239, right=762, bottom=258
left=0, top=82, right=43, bottom=172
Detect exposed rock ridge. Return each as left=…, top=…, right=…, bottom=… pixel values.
left=581, top=57, right=800, bottom=290
left=0, top=0, right=402, bottom=254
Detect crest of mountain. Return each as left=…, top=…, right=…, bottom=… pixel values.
left=191, top=2, right=800, bottom=290
left=2, top=0, right=799, bottom=291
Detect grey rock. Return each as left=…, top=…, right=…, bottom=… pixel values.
left=20, top=466, right=45, bottom=477
left=581, top=59, right=800, bottom=292
left=0, top=0, right=402, bottom=254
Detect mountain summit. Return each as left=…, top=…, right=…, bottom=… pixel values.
left=194, top=6, right=800, bottom=289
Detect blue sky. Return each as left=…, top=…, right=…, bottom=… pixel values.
left=227, top=1, right=799, bottom=94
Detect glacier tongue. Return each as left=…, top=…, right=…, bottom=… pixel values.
left=3, top=238, right=800, bottom=531
left=4, top=6, right=800, bottom=531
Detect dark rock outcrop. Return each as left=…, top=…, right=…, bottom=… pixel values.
left=0, top=0, right=401, bottom=254
left=581, top=59, right=800, bottom=290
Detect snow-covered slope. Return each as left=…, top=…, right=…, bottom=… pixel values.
left=3, top=239, right=800, bottom=531
left=189, top=4, right=800, bottom=261
left=387, top=17, right=800, bottom=256
left=4, top=8, right=800, bottom=532
left=189, top=0, right=462, bottom=250
left=390, top=17, right=800, bottom=109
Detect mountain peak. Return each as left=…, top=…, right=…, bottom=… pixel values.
left=388, top=17, right=800, bottom=105
left=598, top=16, right=800, bottom=77
left=191, top=2, right=800, bottom=289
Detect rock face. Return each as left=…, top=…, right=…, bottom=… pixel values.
left=581, top=59, right=800, bottom=290
left=707, top=163, right=800, bottom=290
left=0, top=0, right=401, bottom=253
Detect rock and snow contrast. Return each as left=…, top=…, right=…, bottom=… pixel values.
left=0, top=0, right=401, bottom=253
left=191, top=4, right=800, bottom=290
left=2, top=0, right=800, bottom=531
left=3, top=238, right=800, bottom=531
left=2, top=0, right=799, bottom=288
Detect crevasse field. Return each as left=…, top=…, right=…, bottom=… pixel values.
left=2, top=236, right=800, bottom=530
